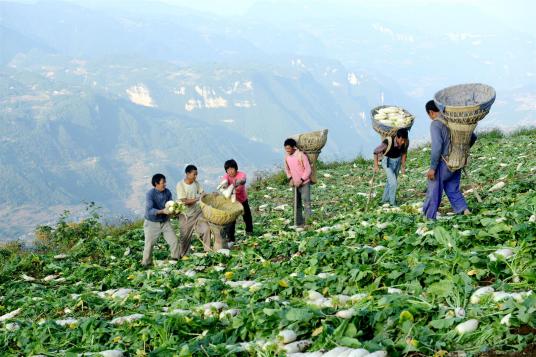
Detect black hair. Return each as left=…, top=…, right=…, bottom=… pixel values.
left=425, top=100, right=439, bottom=113
left=185, top=164, right=197, bottom=174
left=151, top=173, right=166, bottom=187
left=396, top=128, right=409, bottom=139
left=224, top=159, right=238, bottom=171
left=284, top=138, right=297, bottom=147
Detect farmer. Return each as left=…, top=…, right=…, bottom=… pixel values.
left=422, top=100, right=476, bottom=219
left=141, top=173, right=180, bottom=267
left=284, top=138, right=312, bottom=228
left=373, top=128, right=409, bottom=206
left=176, top=164, right=211, bottom=255
left=220, top=159, right=253, bottom=242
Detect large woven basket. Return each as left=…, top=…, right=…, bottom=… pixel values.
left=434, top=83, right=496, bottom=171
left=290, top=129, right=328, bottom=184
left=434, top=83, right=496, bottom=125
left=371, top=105, right=415, bottom=138
left=290, top=129, right=328, bottom=153
left=199, top=194, right=244, bottom=226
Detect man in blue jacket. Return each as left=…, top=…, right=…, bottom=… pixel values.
left=142, top=173, right=180, bottom=267
left=423, top=100, right=476, bottom=219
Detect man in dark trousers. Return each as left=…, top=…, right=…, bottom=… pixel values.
left=422, top=100, right=476, bottom=219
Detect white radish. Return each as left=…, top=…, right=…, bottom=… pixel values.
left=470, top=286, right=494, bottom=304
left=288, top=353, right=323, bottom=357
left=278, top=329, right=297, bottom=344
left=0, top=308, right=21, bottom=322
left=492, top=291, right=511, bottom=302
left=350, top=293, right=368, bottom=302
left=388, top=287, right=402, bottom=294
left=500, top=313, right=512, bottom=326
left=219, top=309, right=240, bottom=319
left=336, top=308, right=356, bottom=319
left=455, top=307, right=465, bottom=318
left=110, top=313, right=144, bottom=325
left=347, top=349, right=370, bottom=357
left=97, top=351, right=124, bottom=357
left=455, top=319, right=479, bottom=334
left=21, top=274, right=36, bottom=282
left=489, top=181, right=505, bottom=192
left=489, top=248, right=513, bottom=261
left=282, top=340, right=312, bottom=353
left=323, top=347, right=352, bottom=357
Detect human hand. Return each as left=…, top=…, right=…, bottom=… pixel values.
left=426, top=169, right=435, bottom=181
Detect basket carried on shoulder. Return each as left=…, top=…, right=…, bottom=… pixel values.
left=290, top=129, right=328, bottom=184
left=434, top=83, right=496, bottom=171
left=371, top=105, right=415, bottom=138
left=199, top=194, right=244, bottom=226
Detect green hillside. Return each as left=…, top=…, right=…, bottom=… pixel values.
left=1, top=129, right=535, bottom=356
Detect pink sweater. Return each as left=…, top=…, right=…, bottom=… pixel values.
left=223, top=171, right=248, bottom=203
left=285, top=150, right=312, bottom=186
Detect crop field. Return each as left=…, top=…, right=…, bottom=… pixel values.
left=1, top=130, right=535, bottom=356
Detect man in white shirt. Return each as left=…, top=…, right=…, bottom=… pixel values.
left=176, top=164, right=211, bottom=256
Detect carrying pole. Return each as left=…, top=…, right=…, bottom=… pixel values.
left=365, top=170, right=377, bottom=211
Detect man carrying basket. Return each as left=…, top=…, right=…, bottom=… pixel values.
left=423, top=100, right=476, bottom=219
left=373, top=128, right=409, bottom=206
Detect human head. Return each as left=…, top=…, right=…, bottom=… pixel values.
left=151, top=173, right=166, bottom=191
left=185, top=164, right=198, bottom=182
left=284, top=138, right=297, bottom=155
left=425, top=100, right=440, bottom=119
left=224, top=159, right=238, bottom=177
left=395, top=128, right=409, bottom=146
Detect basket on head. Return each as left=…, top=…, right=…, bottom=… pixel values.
left=434, top=83, right=496, bottom=171
left=199, top=194, right=244, bottom=226
left=290, top=129, right=328, bottom=184
left=371, top=105, right=415, bottom=138
left=434, top=83, right=496, bottom=125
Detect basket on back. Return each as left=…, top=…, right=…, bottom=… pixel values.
left=434, top=83, right=496, bottom=171
left=290, top=129, right=328, bottom=184
left=371, top=105, right=415, bottom=139
left=199, top=194, right=244, bottom=226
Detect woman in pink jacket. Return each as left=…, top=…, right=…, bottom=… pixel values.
left=221, top=159, right=253, bottom=241
left=284, top=138, right=312, bottom=228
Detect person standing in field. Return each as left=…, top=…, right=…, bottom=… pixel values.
left=422, top=100, right=476, bottom=219
left=284, top=138, right=312, bottom=228
left=373, top=128, right=409, bottom=206
left=141, top=173, right=180, bottom=267
left=220, top=159, right=253, bottom=242
left=176, top=165, right=211, bottom=255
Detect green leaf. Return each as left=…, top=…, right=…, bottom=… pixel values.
left=429, top=318, right=455, bottom=329
left=427, top=279, right=454, bottom=298
left=344, top=322, right=358, bottom=337
left=339, top=336, right=361, bottom=348
left=285, top=308, right=313, bottom=322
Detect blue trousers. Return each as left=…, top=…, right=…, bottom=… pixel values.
left=423, top=160, right=468, bottom=219
left=381, top=156, right=401, bottom=206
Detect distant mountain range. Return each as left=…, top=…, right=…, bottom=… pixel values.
left=0, top=0, right=534, bottom=241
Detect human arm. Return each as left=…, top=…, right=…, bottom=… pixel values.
left=146, top=191, right=167, bottom=216
left=401, top=153, right=407, bottom=174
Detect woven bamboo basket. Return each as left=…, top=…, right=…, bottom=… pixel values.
left=199, top=194, right=244, bottom=226
left=290, top=129, right=328, bottom=184
left=371, top=105, right=415, bottom=138
left=434, top=83, right=496, bottom=171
